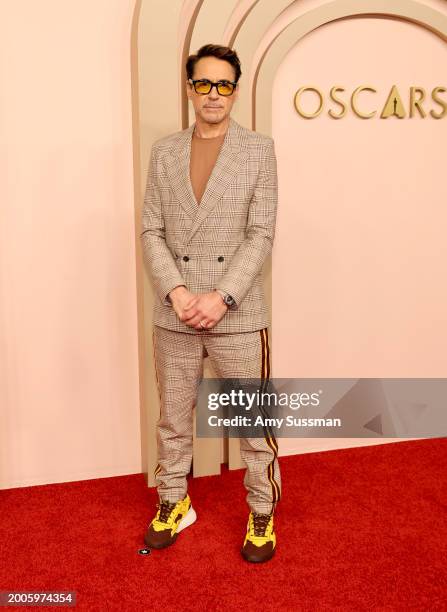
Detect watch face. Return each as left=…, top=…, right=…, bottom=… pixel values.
left=225, top=295, right=235, bottom=305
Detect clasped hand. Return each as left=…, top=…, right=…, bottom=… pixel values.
left=170, top=287, right=228, bottom=330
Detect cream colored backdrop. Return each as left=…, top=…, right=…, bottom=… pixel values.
left=140, top=0, right=447, bottom=484
left=270, top=1, right=447, bottom=455
left=2, top=0, right=446, bottom=489
left=0, top=0, right=141, bottom=489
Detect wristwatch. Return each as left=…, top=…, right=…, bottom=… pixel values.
left=215, top=289, right=236, bottom=308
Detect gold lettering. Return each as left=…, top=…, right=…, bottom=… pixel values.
left=381, top=85, right=406, bottom=118
left=409, top=87, right=426, bottom=118
left=430, top=87, right=447, bottom=119
left=351, top=86, right=377, bottom=119
left=293, top=85, right=445, bottom=119
left=294, top=87, right=324, bottom=119
left=328, top=86, right=347, bottom=119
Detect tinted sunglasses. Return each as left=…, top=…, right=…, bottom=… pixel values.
left=188, top=79, right=237, bottom=96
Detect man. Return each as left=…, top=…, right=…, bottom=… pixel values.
left=140, top=44, right=281, bottom=563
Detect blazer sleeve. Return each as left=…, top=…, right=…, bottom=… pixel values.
left=140, top=144, right=187, bottom=306
left=214, top=138, right=278, bottom=308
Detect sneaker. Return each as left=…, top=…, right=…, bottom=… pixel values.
left=241, top=511, right=276, bottom=563
left=144, top=493, right=196, bottom=549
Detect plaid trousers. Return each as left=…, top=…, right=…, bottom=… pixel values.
left=151, top=324, right=282, bottom=515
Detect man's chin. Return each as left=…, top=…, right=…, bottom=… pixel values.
left=200, top=112, right=226, bottom=124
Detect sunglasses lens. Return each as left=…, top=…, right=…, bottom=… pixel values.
left=217, top=82, right=234, bottom=96
left=195, top=81, right=212, bottom=94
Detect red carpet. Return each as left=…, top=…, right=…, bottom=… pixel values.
left=1, top=438, right=446, bottom=611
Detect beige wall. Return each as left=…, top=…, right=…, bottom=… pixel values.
left=272, top=10, right=447, bottom=455
left=0, top=0, right=140, bottom=488
left=2, top=0, right=446, bottom=489
left=145, top=0, right=447, bottom=468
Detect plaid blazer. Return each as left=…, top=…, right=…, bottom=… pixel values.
left=140, top=116, right=278, bottom=334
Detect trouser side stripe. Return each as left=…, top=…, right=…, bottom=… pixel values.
left=152, top=327, right=163, bottom=479
left=260, top=328, right=281, bottom=506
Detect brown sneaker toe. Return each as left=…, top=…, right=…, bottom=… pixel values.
left=144, top=524, right=178, bottom=549
left=241, top=539, right=275, bottom=563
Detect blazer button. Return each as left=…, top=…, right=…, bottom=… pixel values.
left=183, top=255, right=189, bottom=262
left=217, top=256, right=224, bottom=262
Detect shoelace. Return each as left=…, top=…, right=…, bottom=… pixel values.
left=251, top=512, right=271, bottom=536
left=157, top=500, right=178, bottom=523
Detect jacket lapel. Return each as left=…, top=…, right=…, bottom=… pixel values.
left=162, top=122, right=197, bottom=220
left=162, top=117, right=249, bottom=243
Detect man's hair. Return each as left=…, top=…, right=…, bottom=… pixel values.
left=186, top=44, right=242, bottom=83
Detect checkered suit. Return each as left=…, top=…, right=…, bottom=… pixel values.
left=152, top=324, right=281, bottom=515
left=140, top=117, right=281, bottom=513
left=140, top=117, right=278, bottom=334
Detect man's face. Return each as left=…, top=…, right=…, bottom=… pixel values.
left=186, top=56, right=239, bottom=125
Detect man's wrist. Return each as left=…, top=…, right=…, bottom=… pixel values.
left=214, top=289, right=236, bottom=308
left=214, top=289, right=228, bottom=308
left=168, top=285, right=187, bottom=302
